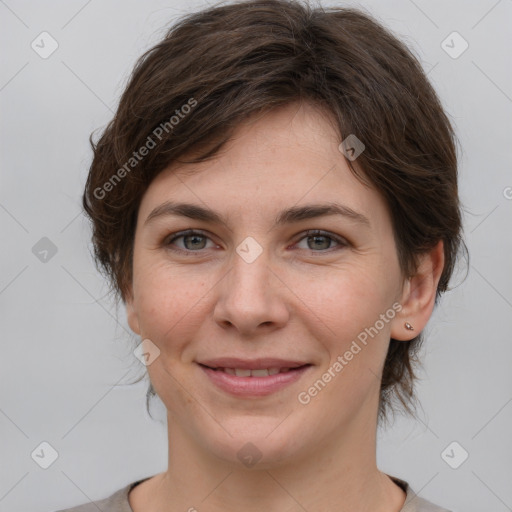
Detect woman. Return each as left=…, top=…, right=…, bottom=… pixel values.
left=56, top=0, right=464, bottom=510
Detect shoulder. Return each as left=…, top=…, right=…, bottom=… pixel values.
left=390, top=475, right=452, bottom=512
left=403, top=494, right=452, bottom=511
left=52, top=478, right=147, bottom=512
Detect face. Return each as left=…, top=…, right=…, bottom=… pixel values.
left=126, top=101, right=409, bottom=468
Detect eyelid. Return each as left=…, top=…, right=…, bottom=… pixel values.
left=164, top=228, right=348, bottom=254
left=165, top=229, right=218, bottom=254
left=292, top=229, right=348, bottom=251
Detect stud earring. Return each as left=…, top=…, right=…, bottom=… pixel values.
left=404, top=322, right=414, bottom=331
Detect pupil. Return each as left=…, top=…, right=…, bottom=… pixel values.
left=310, top=235, right=329, bottom=250
left=185, top=235, right=205, bottom=250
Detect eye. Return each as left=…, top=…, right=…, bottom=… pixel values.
left=164, top=229, right=348, bottom=255
left=165, top=230, right=217, bottom=254
left=294, top=229, right=347, bottom=252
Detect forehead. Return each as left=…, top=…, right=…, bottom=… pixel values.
left=137, top=102, right=388, bottom=229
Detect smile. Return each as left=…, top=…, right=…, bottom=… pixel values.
left=206, top=367, right=296, bottom=377
left=198, top=361, right=312, bottom=397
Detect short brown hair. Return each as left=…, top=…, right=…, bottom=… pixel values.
left=83, top=0, right=466, bottom=420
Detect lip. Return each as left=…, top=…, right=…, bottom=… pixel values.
left=198, top=357, right=308, bottom=370
left=198, top=362, right=312, bottom=397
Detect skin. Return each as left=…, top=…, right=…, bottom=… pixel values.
left=125, top=101, right=444, bottom=512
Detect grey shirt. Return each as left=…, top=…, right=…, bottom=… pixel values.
left=53, top=475, right=451, bottom=511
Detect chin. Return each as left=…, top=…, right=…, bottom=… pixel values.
left=200, top=419, right=310, bottom=470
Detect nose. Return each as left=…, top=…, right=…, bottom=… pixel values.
left=213, top=246, right=290, bottom=336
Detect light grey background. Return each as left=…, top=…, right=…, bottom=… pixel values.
left=1, top=1, right=511, bottom=511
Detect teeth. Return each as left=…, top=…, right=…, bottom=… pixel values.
left=220, top=367, right=290, bottom=377
left=251, top=369, right=270, bottom=377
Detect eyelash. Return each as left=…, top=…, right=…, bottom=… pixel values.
left=164, top=229, right=348, bottom=256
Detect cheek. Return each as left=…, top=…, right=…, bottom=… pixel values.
left=295, top=270, right=394, bottom=424
left=133, top=260, right=210, bottom=346
left=133, top=264, right=210, bottom=403
left=294, top=260, right=399, bottom=409
left=297, top=262, right=396, bottom=339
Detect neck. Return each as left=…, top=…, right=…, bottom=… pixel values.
left=140, top=401, right=405, bottom=512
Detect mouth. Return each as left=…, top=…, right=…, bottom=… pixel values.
left=197, top=359, right=313, bottom=397
left=198, top=364, right=309, bottom=377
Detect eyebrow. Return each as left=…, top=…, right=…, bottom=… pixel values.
left=144, top=200, right=371, bottom=228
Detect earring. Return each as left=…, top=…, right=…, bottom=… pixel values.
left=404, top=322, right=414, bottom=331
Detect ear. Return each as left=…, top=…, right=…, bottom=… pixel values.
left=391, top=240, right=445, bottom=341
left=125, top=287, right=141, bottom=336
